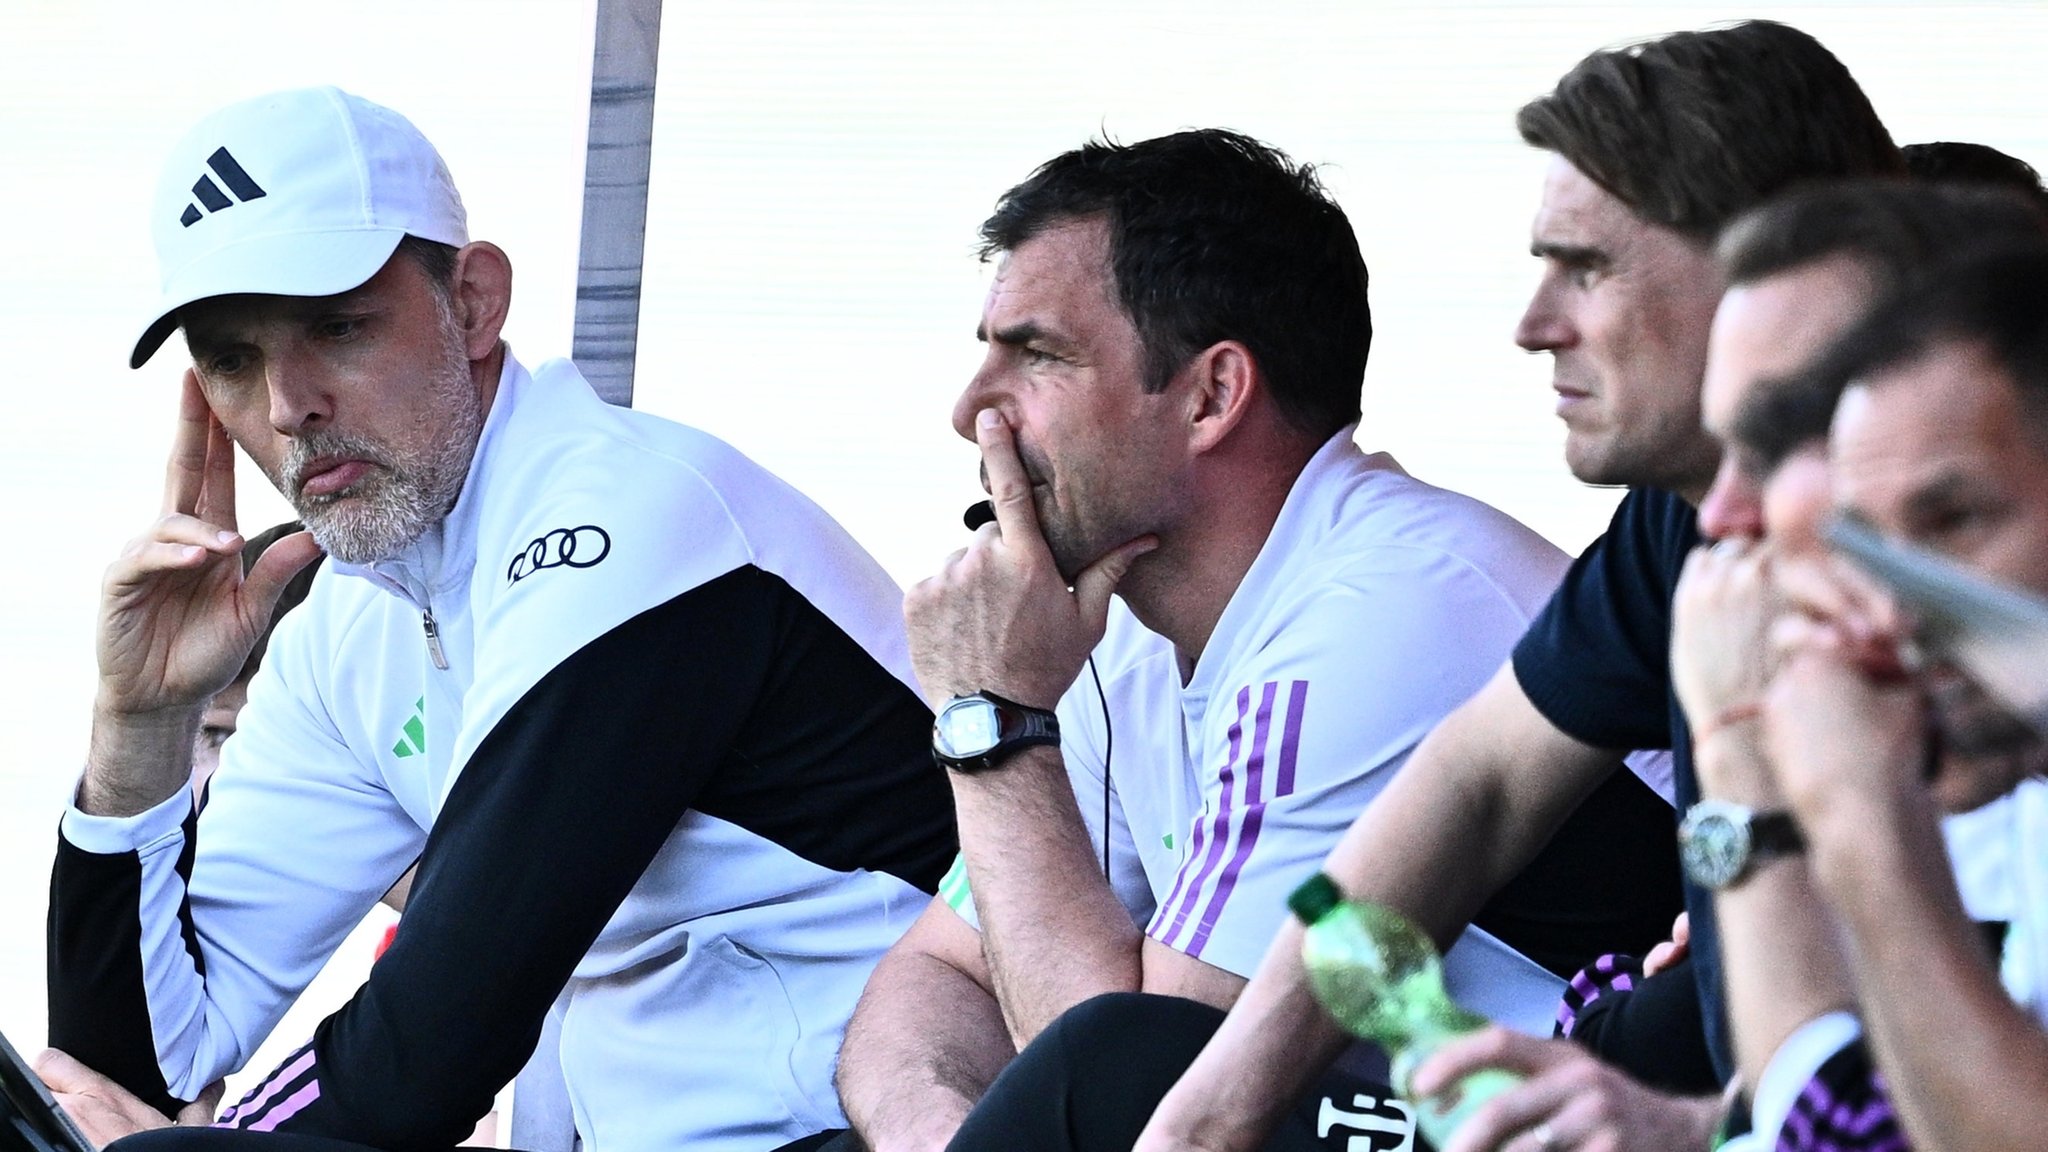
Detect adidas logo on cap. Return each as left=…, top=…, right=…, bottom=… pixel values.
left=180, top=147, right=268, bottom=227
left=133, top=87, right=469, bottom=370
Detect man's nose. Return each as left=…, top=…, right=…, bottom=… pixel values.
left=1514, top=281, right=1572, bottom=353
left=265, top=351, right=332, bottom=435
left=1696, top=454, right=1766, bottom=542
left=953, top=363, right=1004, bottom=442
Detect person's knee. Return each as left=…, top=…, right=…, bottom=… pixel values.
left=109, top=1130, right=231, bottom=1152
left=110, top=1129, right=374, bottom=1152
left=110, top=1130, right=213, bottom=1152
left=949, top=994, right=1228, bottom=1152
left=1042, top=992, right=1227, bottom=1082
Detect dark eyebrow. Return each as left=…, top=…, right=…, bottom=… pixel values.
left=1902, top=471, right=1982, bottom=521
left=1531, top=241, right=1610, bottom=268
left=1733, top=372, right=1840, bottom=474
left=977, top=320, right=1060, bottom=349
left=979, top=320, right=1042, bottom=346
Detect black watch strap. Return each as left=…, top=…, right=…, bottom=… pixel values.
left=1748, top=809, right=1805, bottom=858
left=932, top=691, right=1060, bottom=774
left=1680, top=799, right=1807, bottom=890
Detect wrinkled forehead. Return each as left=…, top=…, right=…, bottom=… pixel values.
left=1709, top=258, right=1881, bottom=443
left=1828, top=346, right=2013, bottom=515
left=980, top=219, right=1123, bottom=332
left=1530, top=155, right=1658, bottom=254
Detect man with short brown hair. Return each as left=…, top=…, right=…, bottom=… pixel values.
left=1141, top=21, right=1904, bottom=1152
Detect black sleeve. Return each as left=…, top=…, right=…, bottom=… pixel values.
left=1556, top=953, right=1719, bottom=1095
left=1510, top=489, right=1701, bottom=752
left=209, top=566, right=947, bottom=1147
left=1474, top=758, right=1684, bottom=982
left=47, top=806, right=207, bottom=1118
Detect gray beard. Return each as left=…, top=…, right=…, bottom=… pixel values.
left=279, top=335, right=482, bottom=565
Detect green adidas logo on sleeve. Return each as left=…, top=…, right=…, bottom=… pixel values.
left=391, top=697, right=427, bottom=759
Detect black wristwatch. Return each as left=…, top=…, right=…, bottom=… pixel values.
left=931, top=691, right=1060, bottom=774
left=1678, top=799, right=1806, bottom=890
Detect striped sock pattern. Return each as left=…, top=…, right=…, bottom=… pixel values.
left=1776, top=1041, right=1907, bottom=1152
left=1555, top=952, right=1642, bottom=1038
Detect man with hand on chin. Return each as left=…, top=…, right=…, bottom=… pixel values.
left=835, top=129, right=1681, bottom=1152
left=43, top=87, right=952, bottom=1152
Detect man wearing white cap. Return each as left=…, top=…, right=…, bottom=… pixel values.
left=41, top=87, right=954, bottom=1152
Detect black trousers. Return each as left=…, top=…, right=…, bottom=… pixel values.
left=944, top=992, right=1425, bottom=1152
left=118, top=996, right=1415, bottom=1152
left=110, top=1133, right=493, bottom=1152
left=120, top=1123, right=845, bottom=1152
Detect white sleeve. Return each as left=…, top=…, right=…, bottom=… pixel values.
left=50, top=621, right=421, bottom=1101
left=1145, top=552, right=1538, bottom=978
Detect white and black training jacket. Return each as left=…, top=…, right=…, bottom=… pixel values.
left=49, top=354, right=955, bottom=1152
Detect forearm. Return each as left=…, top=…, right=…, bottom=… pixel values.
left=1817, top=795, right=2048, bottom=1152
left=47, top=794, right=207, bottom=1117
left=80, top=702, right=202, bottom=818
left=1694, top=732, right=1856, bottom=1088
left=1141, top=783, right=1531, bottom=1152
left=951, top=746, right=1144, bottom=1042
left=1145, top=681, right=1606, bottom=1152
left=1714, top=859, right=1856, bottom=1090
left=1319, top=683, right=1603, bottom=950
left=839, top=945, right=1014, bottom=1152
left=1139, top=919, right=1347, bottom=1152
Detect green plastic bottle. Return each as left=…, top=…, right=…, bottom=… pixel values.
left=1289, top=872, right=1523, bottom=1147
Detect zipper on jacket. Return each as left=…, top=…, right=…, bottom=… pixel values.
left=422, top=607, right=449, bottom=670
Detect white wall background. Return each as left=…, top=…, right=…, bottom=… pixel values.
left=2, top=0, right=2044, bottom=1101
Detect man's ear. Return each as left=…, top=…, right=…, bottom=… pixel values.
left=449, top=242, right=513, bottom=361
left=1185, top=340, right=1258, bottom=454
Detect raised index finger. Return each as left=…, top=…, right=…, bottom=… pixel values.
left=192, top=405, right=239, bottom=534
left=162, top=369, right=215, bottom=519
left=974, top=408, right=1052, bottom=561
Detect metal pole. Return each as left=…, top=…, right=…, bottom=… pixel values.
left=571, top=0, right=664, bottom=407
left=502, top=10, right=666, bottom=1146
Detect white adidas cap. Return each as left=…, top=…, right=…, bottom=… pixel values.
left=131, top=86, right=469, bottom=369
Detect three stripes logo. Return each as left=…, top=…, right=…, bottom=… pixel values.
left=180, top=147, right=267, bottom=227
left=391, top=697, right=427, bottom=759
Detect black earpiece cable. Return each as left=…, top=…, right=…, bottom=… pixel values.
left=965, top=498, right=1114, bottom=880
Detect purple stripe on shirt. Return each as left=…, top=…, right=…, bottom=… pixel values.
left=247, top=1080, right=322, bottom=1132
left=1276, top=680, right=1307, bottom=797
left=1150, top=689, right=1249, bottom=938
left=216, top=1045, right=316, bottom=1128
left=1777, top=1053, right=1908, bottom=1152
left=1187, top=681, right=1289, bottom=957
left=1159, top=685, right=1255, bottom=947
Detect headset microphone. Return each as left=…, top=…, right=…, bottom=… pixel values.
left=963, top=500, right=997, bottom=531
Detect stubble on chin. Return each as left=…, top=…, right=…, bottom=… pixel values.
left=274, top=362, right=481, bottom=564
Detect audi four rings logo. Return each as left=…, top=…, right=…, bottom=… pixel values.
left=508, top=525, right=612, bottom=584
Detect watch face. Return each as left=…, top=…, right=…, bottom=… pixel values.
left=1679, top=802, right=1753, bottom=890
left=935, top=697, right=1003, bottom=759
